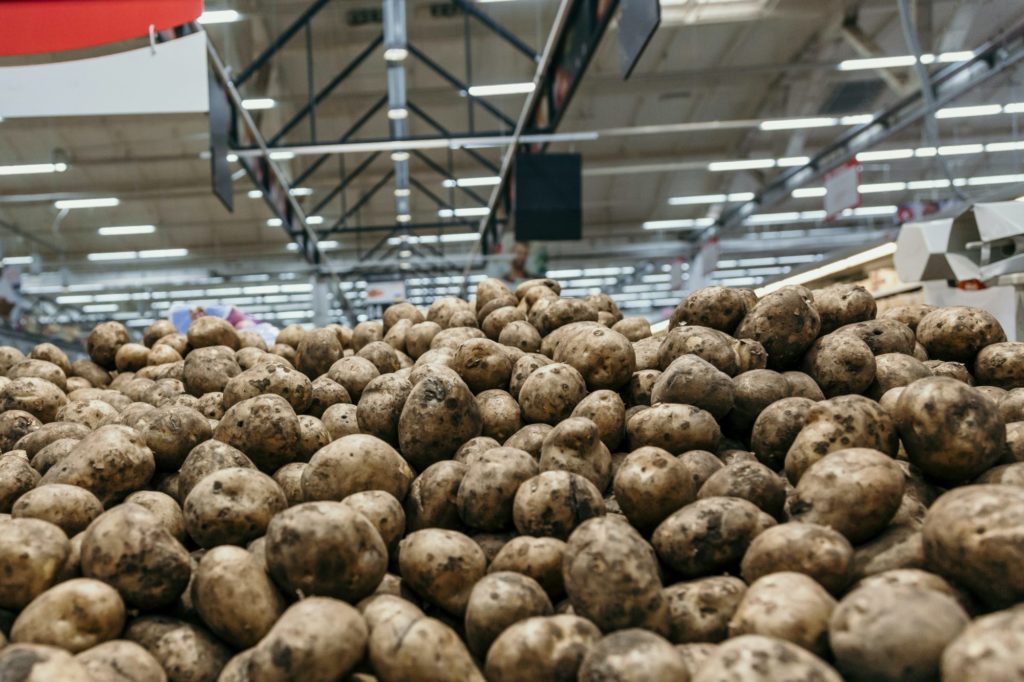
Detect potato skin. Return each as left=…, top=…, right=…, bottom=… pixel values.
left=191, top=545, right=285, bottom=648
left=458, top=447, right=538, bottom=531
left=519, top=362, right=587, bottom=425
left=182, top=346, right=240, bottom=397
left=829, top=584, right=968, bottom=682
left=302, top=433, right=414, bottom=503
left=137, top=405, right=212, bottom=471
left=735, top=287, right=821, bottom=369
left=464, top=571, right=553, bottom=659
left=75, top=640, right=167, bottom=682
left=484, top=614, right=601, bottom=682
left=266, top=501, right=388, bottom=602
left=1, top=377, right=68, bottom=423
left=0, top=643, right=97, bottom=681
left=513, top=470, right=605, bottom=539
left=11, top=578, right=125, bottom=653
left=789, top=448, right=904, bottom=543
left=663, top=576, right=746, bottom=644
left=184, top=467, right=286, bottom=548
left=125, top=615, right=231, bottom=682
left=489, top=536, right=567, bottom=601
left=750, top=397, right=814, bottom=470
left=941, top=604, right=1024, bottom=681
left=213, top=394, right=301, bottom=473
left=741, top=522, right=853, bottom=594
left=974, top=341, right=1024, bottom=389
left=922, top=485, right=1024, bottom=608
left=801, top=332, right=876, bottom=397
left=671, top=286, right=750, bottom=333
left=613, top=446, right=694, bottom=531
left=404, top=460, right=467, bottom=532
left=626, top=403, right=722, bottom=454
left=539, top=417, right=612, bottom=493
left=88, top=321, right=131, bottom=369
left=653, top=497, right=775, bottom=578
left=917, top=305, right=1006, bottom=362
left=0, top=518, right=70, bottom=610
left=895, top=377, right=1005, bottom=482
left=397, top=370, right=481, bottom=470
left=553, top=325, right=636, bottom=390
left=728, top=572, right=835, bottom=657
left=813, top=283, right=876, bottom=334
left=657, top=325, right=738, bottom=375
left=222, top=361, right=312, bottom=413
left=12, top=483, right=103, bottom=536
left=693, top=635, right=841, bottom=682
left=651, top=354, right=734, bottom=419
left=698, top=460, right=786, bottom=519
left=399, top=528, right=486, bottom=615
left=475, top=389, right=523, bottom=442
left=563, top=516, right=669, bottom=633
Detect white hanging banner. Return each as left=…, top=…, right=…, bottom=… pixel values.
left=0, top=31, right=209, bottom=118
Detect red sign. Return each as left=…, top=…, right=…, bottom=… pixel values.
left=0, top=0, right=202, bottom=56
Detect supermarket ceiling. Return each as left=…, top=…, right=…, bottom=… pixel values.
left=2, top=0, right=1024, bottom=325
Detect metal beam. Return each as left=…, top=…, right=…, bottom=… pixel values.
left=407, top=101, right=499, bottom=174
left=451, top=0, right=539, bottom=62
left=325, top=170, right=395, bottom=233
left=407, top=44, right=517, bottom=129
left=293, top=96, right=388, bottom=185
left=233, top=0, right=333, bottom=88
left=311, top=152, right=382, bottom=216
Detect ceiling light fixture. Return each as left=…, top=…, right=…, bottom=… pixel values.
left=935, top=104, right=1003, bottom=119
left=305, top=216, right=324, bottom=225
left=97, top=225, right=156, bottom=236
left=667, top=192, right=754, bottom=205
left=384, top=47, right=408, bottom=61
left=267, top=218, right=283, bottom=227
left=289, top=187, right=313, bottom=196
left=83, top=303, right=120, bottom=313
left=438, top=207, right=491, bottom=218
left=396, top=213, right=411, bottom=223
left=394, top=188, right=411, bottom=197
left=777, top=156, right=811, bottom=167
left=2, top=256, right=34, bottom=265
left=837, top=52, right=973, bottom=71
left=54, top=197, right=119, bottom=209
left=0, top=162, right=68, bottom=176
left=467, top=82, right=535, bottom=97
left=643, top=218, right=716, bottom=230
left=197, top=9, right=241, bottom=24
left=708, top=159, right=776, bottom=172
left=242, top=98, right=276, bottom=110
left=87, top=251, right=136, bottom=261
left=391, top=151, right=410, bottom=162
left=792, top=187, right=827, bottom=198
left=138, top=248, right=188, bottom=259
left=856, top=148, right=914, bottom=162
left=388, top=107, right=409, bottom=120
left=759, top=117, right=837, bottom=131
left=269, top=151, right=294, bottom=161
left=839, top=114, right=875, bottom=125
left=247, top=189, right=263, bottom=199
left=443, top=176, right=502, bottom=188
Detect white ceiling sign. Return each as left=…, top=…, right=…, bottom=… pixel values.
left=0, top=31, right=209, bottom=118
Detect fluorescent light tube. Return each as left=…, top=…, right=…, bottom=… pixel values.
left=87, top=251, right=136, bottom=261
left=388, top=108, right=409, bottom=120
left=289, top=187, right=313, bottom=196
left=197, top=9, right=241, bottom=24
left=384, top=48, right=408, bottom=61
left=937, top=144, right=985, bottom=156
left=0, top=162, right=68, bottom=176
left=396, top=214, right=411, bottom=223
left=2, top=256, right=34, bottom=265
left=54, top=197, right=119, bottom=209
left=935, top=104, right=1003, bottom=119
left=792, top=187, right=827, bottom=198
left=708, top=159, right=775, bottom=171
left=83, top=303, right=120, bottom=313
left=840, top=114, right=875, bottom=125
left=306, top=216, right=324, bottom=225
left=859, top=182, right=907, bottom=193
left=439, top=207, right=490, bottom=218
left=269, top=151, right=294, bottom=160
left=138, top=249, right=188, bottom=259
left=394, top=188, right=410, bottom=197
left=856, top=149, right=914, bottom=162
left=98, top=225, right=156, bottom=236
left=242, top=98, right=276, bottom=110
left=642, top=218, right=715, bottom=230
left=267, top=218, right=283, bottom=227
left=391, top=151, right=410, bottom=162
left=467, top=82, right=535, bottom=97
left=247, top=190, right=263, bottom=198
left=838, top=55, right=917, bottom=70
left=759, top=117, right=837, bottom=131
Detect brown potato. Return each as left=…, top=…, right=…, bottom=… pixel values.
left=513, top=470, right=604, bottom=539
left=294, top=327, right=343, bottom=378
left=867, top=352, right=932, bottom=399
left=457, top=447, right=538, bottom=531
left=741, top=522, right=853, bottom=594
left=699, top=460, right=786, bottom=519
left=613, top=446, right=693, bottom=531
left=125, top=616, right=231, bottom=682
left=484, top=614, right=600, bottom=682
left=626, top=403, right=722, bottom=454
left=464, top=571, right=553, bottom=659
left=404, top=460, right=467, bottom=532
left=191, top=545, right=285, bottom=648
left=11, top=578, right=125, bottom=653
left=184, top=467, right=286, bottom=548
left=829, top=583, right=968, bottom=682
left=657, top=325, right=738, bottom=375
left=539, top=417, right=612, bottom=492
left=321, top=402, right=359, bottom=440
left=137, top=405, right=212, bottom=471
left=339, top=490, right=405, bottom=557
left=633, top=336, right=662, bottom=371
left=789, top=448, right=903, bottom=543
left=8, top=358, right=68, bottom=391
left=489, top=536, right=567, bottom=601
left=75, top=640, right=166, bottom=682
left=40, top=425, right=156, bottom=505
left=399, top=528, right=486, bottom=615
left=88, top=321, right=130, bottom=369
left=0, top=643, right=96, bottom=681
left=266, top=501, right=387, bottom=601
left=941, top=604, right=1024, bottom=682
left=624, top=369, right=659, bottom=407
left=813, top=283, right=876, bottom=334
left=188, top=316, right=239, bottom=350
left=397, top=370, right=481, bottom=470
left=975, top=341, right=1024, bottom=389
left=612, top=317, right=652, bottom=342
left=895, top=377, right=1004, bottom=481
left=12, top=419, right=88, bottom=457
left=213, top=394, right=301, bottom=472
left=552, top=325, right=636, bottom=390
left=30, top=437, right=80, bottom=475
left=303, top=433, right=413, bottom=503
left=922, top=484, right=1024, bottom=608
left=801, top=332, right=876, bottom=397
left=177, top=439, right=255, bottom=502
left=12, top=483, right=103, bottom=536
left=749, top=396, right=814, bottom=470
left=182, top=346, right=240, bottom=397
left=1, top=377, right=68, bottom=423
left=665, top=575, right=747, bottom=646
left=81, top=504, right=191, bottom=609
left=671, top=286, right=750, bottom=333
left=272, top=462, right=306, bottom=506
left=356, top=374, right=412, bottom=445
left=694, top=635, right=841, bottom=681
left=735, top=286, right=821, bottom=369
left=726, top=369, right=791, bottom=433
left=917, top=305, right=1006, bottom=362
left=728, top=572, right=835, bottom=657
left=563, top=516, right=669, bottom=633
left=0, top=517, right=70, bottom=610
left=651, top=354, right=734, bottom=419
left=653, top=497, right=775, bottom=578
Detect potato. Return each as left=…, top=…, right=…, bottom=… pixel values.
left=835, top=318, right=917, bottom=356
left=632, top=336, right=661, bottom=371
left=225, top=361, right=313, bottom=414
left=678, top=449, right=723, bottom=489
left=270, top=462, right=304, bottom=506
left=30, top=437, right=80, bottom=474
left=11, top=578, right=125, bottom=653
left=657, top=325, right=738, bottom=375
left=9, top=358, right=68, bottom=391
left=512, top=362, right=585, bottom=426
left=829, top=583, right=968, bottom=682
left=88, top=321, right=131, bottom=369
left=12, top=483, right=103, bottom=536
left=383, top=318, right=413, bottom=354
left=125, top=615, right=231, bottom=682
left=551, top=325, right=635, bottom=390
left=663, top=576, right=746, bottom=644
left=741, top=522, right=852, bottom=594
left=213, top=394, right=301, bottom=472
left=464, top=571, right=553, bottom=658
left=1, top=377, right=68, bottom=423
left=879, top=303, right=935, bottom=330
left=789, top=448, right=903, bottom=543
left=81, top=504, right=191, bottom=609
left=153, top=332, right=189, bottom=356
left=135, top=405, right=212, bottom=471
left=726, top=369, right=791, bottom=434
left=457, top=447, right=537, bottom=531
left=782, top=370, right=825, bottom=400
left=671, top=286, right=750, bottom=333
left=12, top=419, right=88, bottom=456
left=119, top=491, right=184, bottom=544
left=0, top=517, right=69, bottom=609
left=895, top=376, right=1004, bottom=481
left=448, top=338, right=511, bottom=392
left=293, top=415, right=327, bottom=462
left=941, top=604, right=1024, bottom=682
left=364, top=595, right=483, bottom=682
left=651, top=354, right=734, bottom=419
left=112, top=343, right=149, bottom=372
left=403, top=320, right=442, bottom=359
left=76, top=640, right=166, bottom=682
left=183, top=466, right=285, bottom=548
left=812, top=283, right=876, bottom=334
left=653, top=497, right=775, bottom=578
left=974, top=341, right=1024, bottom=389
left=356, top=374, right=412, bottom=446
left=735, top=286, right=820, bottom=369
left=539, top=417, right=612, bottom=492
left=623, top=369, right=659, bottom=407
left=191, top=545, right=285, bottom=648
left=302, top=433, right=413, bottom=502
left=849, top=524, right=925, bottom=581
left=187, top=316, right=239, bottom=350
left=454, top=436, right=501, bottom=464
left=484, top=614, right=601, bottom=682
left=266, top=501, right=387, bottom=601
left=693, top=635, right=841, bottom=682
left=916, top=305, right=1006, bottom=362
left=404, top=460, right=467, bottom=532
left=397, top=370, right=481, bottom=470
left=698, top=460, right=786, bottom=519
left=0, top=451, right=36, bottom=510
left=578, top=628, right=686, bottom=680
left=291, top=327, right=342, bottom=378
left=181, top=345, right=240, bottom=397
left=611, top=446, right=693, bottom=531
left=269, top=342, right=296, bottom=363
left=321, top=402, right=359, bottom=440
left=492, top=319, right=538, bottom=353
left=513, top=470, right=604, bottom=539
left=867, top=352, right=932, bottom=400
left=27, top=343, right=70, bottom=375
left=626, top=403, right=722, bottom=454
left=784, top=395, right=898, bottom=483
left=976, top=461, right=1024, bottom=485
left=749, top=397, right=814, bottom=470
left=176, top=439, right=254, bottom=502
left=801, top=332, right=876, bottom=397
left=998, top=387, right=1024, bottom=423
left=563, top=516, right=668, bottom=633
left=339, top=490, right=405, bottom=556
left=922, top=484, right=1024, bottom=608
left=40, top=425, right=156, bottom=506
left=0, top=643, right=96, bottom=681
left=396, top=528, right=485, bottom=615
left=728, top=572, right=834, bottom=657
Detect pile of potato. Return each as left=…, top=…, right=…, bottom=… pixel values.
left=1, top=278, right=1024, bottom=681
